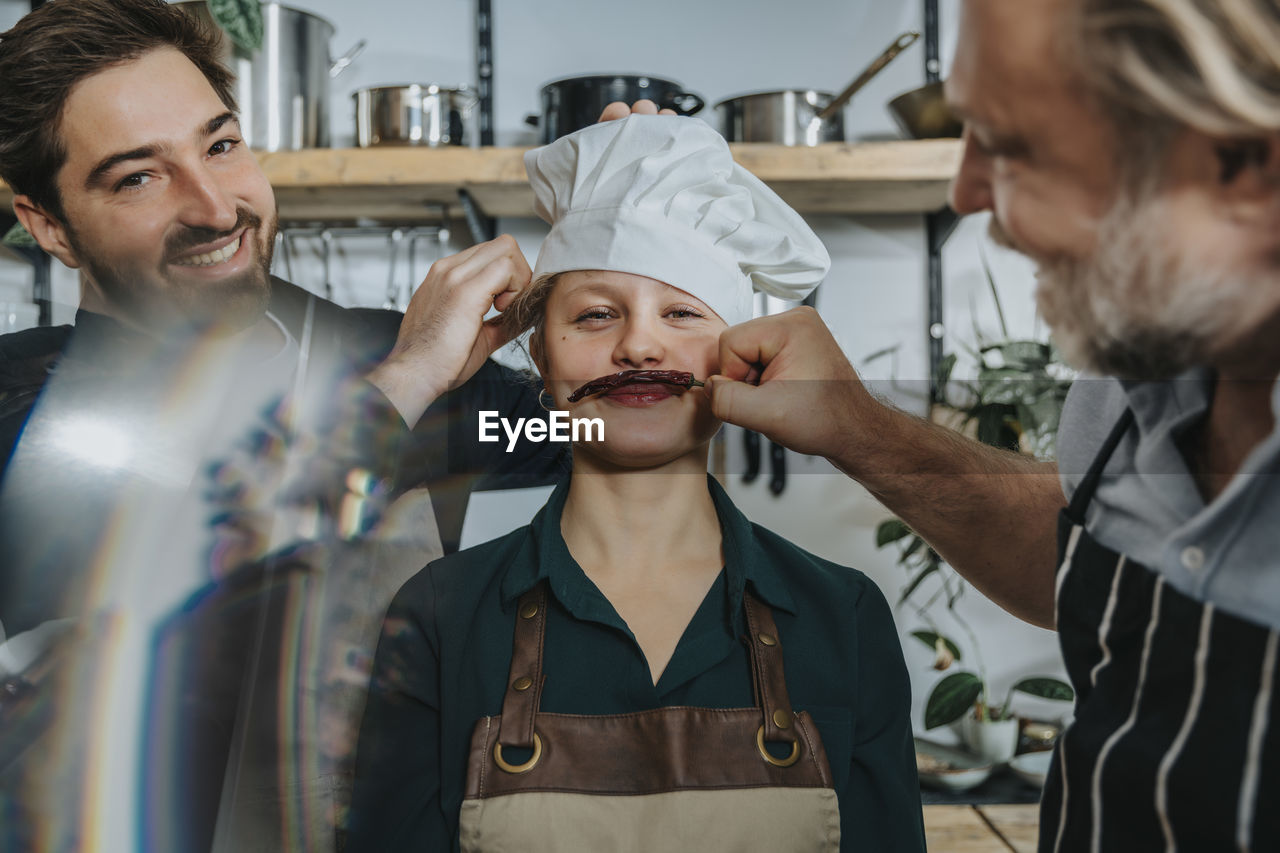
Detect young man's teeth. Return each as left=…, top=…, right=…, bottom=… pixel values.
left=176, top=236, right=241, bottom=267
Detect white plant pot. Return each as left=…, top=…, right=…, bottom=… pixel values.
left=959, top=714, right=1019, bottom=764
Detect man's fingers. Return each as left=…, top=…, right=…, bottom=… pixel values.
left=717, top=317, right=785, bottom=383
left=597, top=101, right=631, bottom=122
left=480, top=314, right=515, bottom=355
left=492, top=288, right=519, bottom=314
left=707, top=376, right=769, bottom=433
left=440, top=235, right=531, bottom=302
left=596, top=101, right=676, bottom=123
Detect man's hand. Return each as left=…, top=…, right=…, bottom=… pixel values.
left=708, top=307, right=877, bottom=469
left=366, top=235, right=530, bottom=427
left=597, top=100, right=677, bottom=122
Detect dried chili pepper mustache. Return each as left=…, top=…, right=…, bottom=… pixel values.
left=567, top=370, right=707, bottom=403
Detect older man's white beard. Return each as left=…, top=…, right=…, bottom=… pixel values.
left=1001, top=195, right=1257, bottom=380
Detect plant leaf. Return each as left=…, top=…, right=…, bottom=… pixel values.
left=208, top=0, right=264, bottom=52
left=978, top=242, right=1010, bottom=339
left=910, top=631, right=962, bottom=662
left=898, top=561, right=940, bottom=606
left=1010, top=677, right=1074, bottom=702
left=875, top=519, right=913, bottom=548
left=936, top=352, right=957, bottom=400
left=2, top=222, right=36, bottom=249
left=925, top=671, right=983, bottom=729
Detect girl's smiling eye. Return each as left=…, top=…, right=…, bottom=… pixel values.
left=573, top=307, right=617, bottom=323
left=666, top=304, right=705, bottom=320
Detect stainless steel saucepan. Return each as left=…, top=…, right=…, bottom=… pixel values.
left=354, top=85, right=478, bottom=147
left=717, top=31, right=919, bottom=145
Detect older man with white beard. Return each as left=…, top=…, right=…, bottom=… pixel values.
left=681, top=0, right=1280, bottom=849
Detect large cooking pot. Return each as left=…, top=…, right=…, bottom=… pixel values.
left=176, top=2, right=365, bottom=150
left=527, top=74, right=705, bottom=144
left=354, top=85, right=477, bottom=147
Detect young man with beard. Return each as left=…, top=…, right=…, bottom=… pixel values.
left=0, top=1, right=559, bottom=850
left=689, top=0, right=1280, bottom=849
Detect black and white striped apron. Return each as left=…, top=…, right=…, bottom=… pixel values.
left=1041, top=409, right=1280, bottom=851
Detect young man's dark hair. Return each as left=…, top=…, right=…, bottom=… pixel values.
left=0, top=0, right=235, bottom=221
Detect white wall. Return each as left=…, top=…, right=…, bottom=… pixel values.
left=1, top=0, right=1067, bottom=730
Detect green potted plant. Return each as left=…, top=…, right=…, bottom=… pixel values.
left=874, top=262, right=1076, bottom=762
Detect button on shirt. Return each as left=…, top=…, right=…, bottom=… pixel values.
left=349, top=476, right=925, bottom=853
left=1057, top=372, right=1280, bottom=630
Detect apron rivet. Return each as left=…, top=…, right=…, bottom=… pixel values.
left=519, top=602, right=539, bottom=619
left=773, top=709, right=793, bottom=729
left=758, top=632, right=777, bottom=646
left=512, top=676, right=533, bottom=692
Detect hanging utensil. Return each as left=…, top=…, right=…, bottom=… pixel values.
left=320, top=228, right=333, bottom=302
left=383, top=228, right=404, bottom=310
left=742, top=429, right=762, bottom=484
left=768, top=441, right=787, bottom=496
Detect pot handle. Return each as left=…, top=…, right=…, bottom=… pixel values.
left=329, top=39, right=367, bottom=78
left=667, top=91, right=705, bottom=116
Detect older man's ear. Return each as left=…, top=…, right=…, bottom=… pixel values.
left=596, top=100, right=677, bottom=123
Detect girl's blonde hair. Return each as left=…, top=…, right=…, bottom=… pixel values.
left=500, top=273, right=561, bottom=372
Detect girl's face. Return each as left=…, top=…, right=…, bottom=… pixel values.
left=539, top=270, right=728, bottom=468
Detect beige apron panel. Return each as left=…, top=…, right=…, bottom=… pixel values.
left=459, top=787, right=840, bottom=853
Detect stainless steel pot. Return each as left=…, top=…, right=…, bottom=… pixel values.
left=176, top=2, right=365, bottom=151
left=717, top=31, right=918, bottom=145
left=717, top=90, right=844, bottom=146
left=353, top=85, right=477, bottom=147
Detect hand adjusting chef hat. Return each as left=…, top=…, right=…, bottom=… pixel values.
left=524, top=115, right=830, bottom=326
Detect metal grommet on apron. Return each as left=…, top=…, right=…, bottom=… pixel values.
left=1041, top=409, right=1280, bottom=852
left=459, top=582, right=842, bottom=852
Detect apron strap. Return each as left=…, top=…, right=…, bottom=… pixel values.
left=495, top=583, right=800, bottom=752
left=744, top=591, right=798, bottom=748
left=497, top=583, right=549, bottom=749
left=1066, top=408, right=1135, bottom=523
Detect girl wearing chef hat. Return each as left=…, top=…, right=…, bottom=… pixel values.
left=350, top=115, right=925, bottom=853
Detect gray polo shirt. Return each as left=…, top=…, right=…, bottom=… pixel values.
left=1057, top=371, right=1280, bottom=631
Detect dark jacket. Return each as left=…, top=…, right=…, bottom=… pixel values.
left=0, top=279, right=564, bottom=853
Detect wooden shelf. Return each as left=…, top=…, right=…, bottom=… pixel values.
left=0, top=140, right=961, bottom=223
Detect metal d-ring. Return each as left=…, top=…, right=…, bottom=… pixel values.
left=493, top=732, right=543, bottom=774
left=756, top=725, right=801, bottom=768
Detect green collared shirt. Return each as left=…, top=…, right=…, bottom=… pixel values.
left=350, top=476, right=925, bottom=852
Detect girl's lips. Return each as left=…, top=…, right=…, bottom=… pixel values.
left=602, top=384, right=675, bottom=407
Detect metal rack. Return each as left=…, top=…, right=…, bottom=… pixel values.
left=276, top=222, right=451, bottom=310
left=923, top=0, right=959, bottom=404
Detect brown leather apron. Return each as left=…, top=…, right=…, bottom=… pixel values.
left=459, top=581, right=841, bottom=852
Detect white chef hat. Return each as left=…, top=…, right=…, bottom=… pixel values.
left=523, top=115, right=830, bottom=326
